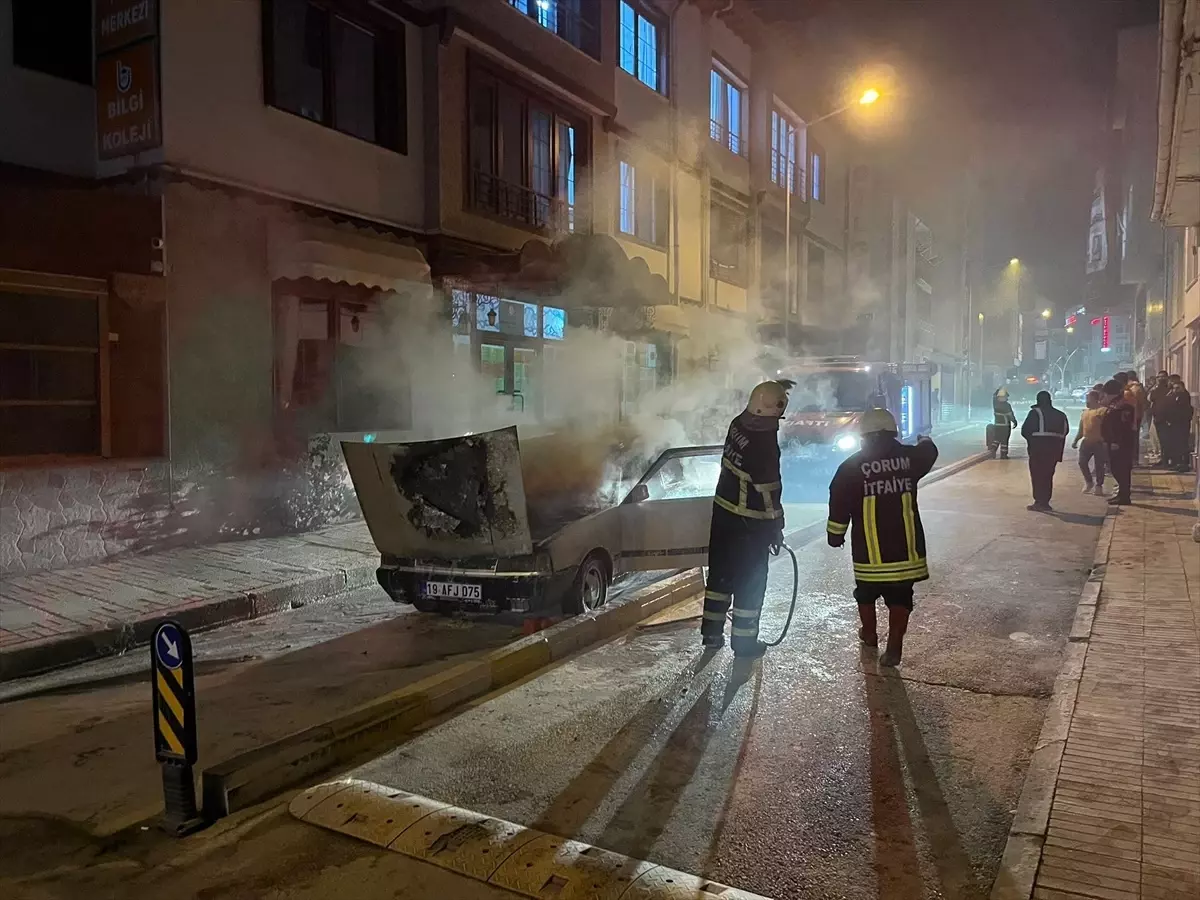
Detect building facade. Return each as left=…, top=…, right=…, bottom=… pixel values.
left=1, top=0, right=909, bottom=574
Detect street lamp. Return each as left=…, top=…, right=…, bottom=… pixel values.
left=1009, top=258, right=1020, bottom=266
left=1041, top=308, right=1052, bottom=319
left=859, top=88, right=880, bottom=105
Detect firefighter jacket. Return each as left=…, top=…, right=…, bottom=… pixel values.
left=713, top=412, right=784, bottom=532
left=1020, top=404, right=1070, bottom=460
left=993, top=398, right=1016, bottom=427
left=827, top=436, right=939, bottom=584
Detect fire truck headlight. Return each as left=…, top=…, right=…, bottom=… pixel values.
left=835, top=434, right=860, bottom=452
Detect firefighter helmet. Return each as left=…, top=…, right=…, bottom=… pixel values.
left=996, top=388, right=1009, bottom=399
left=746, top=381, right=790, bottom=418
left=860, top=407, right=898, bottom=435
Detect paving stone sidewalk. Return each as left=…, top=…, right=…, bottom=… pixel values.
left=1032, top=471, right=1200, bottom=900
left=0, top=521, right=379, bottom=680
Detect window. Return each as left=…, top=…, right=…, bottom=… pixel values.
left=617, top=158, right=668, bottom=246
left=770, top=109, right=802, bottom=195
left=0, top=287, right=104, bottom=457
left=810, top=142, right=825, bottom=203
left=507, top=0, right=600, bottom=59
left=710, top=202, right=747, bottom=283
left=619, top=2, right=664, bottom=93
left=274, top=285, right=410, bottom=433
left=621, top=341, right=658, bottom=418
left=709, top=66, right=744, bottom=155
left=266, top=0, right=407, bottom=152
left=11, top=0, right=92, bottom=85
left=468, top=65, right=584, bottom=232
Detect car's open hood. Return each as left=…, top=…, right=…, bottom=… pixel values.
left=342, top=426, right=533, bottom=560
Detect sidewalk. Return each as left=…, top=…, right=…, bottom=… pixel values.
left=997, top=469, right=1200, bottom=900
left=0, top=521, right=378, bottom=680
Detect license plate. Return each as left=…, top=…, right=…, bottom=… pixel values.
left=422, top=581, right=482, bottom=601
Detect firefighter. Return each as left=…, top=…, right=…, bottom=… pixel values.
left=1020, top=390, right=1070, bottom=511
left=826, top=408, right=939, bottom=667
left=991, top=388, right=1017, bottom=458
left=700, top=380, right=791, bottom=658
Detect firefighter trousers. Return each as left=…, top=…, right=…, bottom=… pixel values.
left=701, top=509, right=772, bottom=654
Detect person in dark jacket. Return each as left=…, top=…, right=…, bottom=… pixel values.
left=1102, top=378, right=1137, bottom=504
left=1160, top=377, right=1194, bottom=472
left=1147, top=370, right=1171, bottom=462
left=1020, top=390, right=1070, bottom=511
left=991, top=388, right=1017, bottom=458
left=700, top=379, right=792, bottom=658
left=827, top=407, right=939, bottom=667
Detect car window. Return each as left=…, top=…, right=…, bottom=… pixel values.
left=641, top=452, right=722, bottom=501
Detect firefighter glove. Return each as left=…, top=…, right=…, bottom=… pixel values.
left=828, top=532, right=845, bottom=548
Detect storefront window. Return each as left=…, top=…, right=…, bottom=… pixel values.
left=451, top=289, right=472, bottom=331
left=0, top=287, right=103, bottom=457
left=476, top=295, right=501, bottom=332
left=481, top=343, right=505, bottom=393
left=274, top=285, right=409, bottom=434
left=543, top=306, right=566, bottom=340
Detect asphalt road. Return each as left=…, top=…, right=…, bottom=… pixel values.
left=0, top=419, right=1024, bottom=898
left=351, top=454, right=1104, bottom=899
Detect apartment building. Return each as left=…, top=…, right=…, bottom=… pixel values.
left=1152, top=0, right=1199, bottom=394
left=0, top=0, right=864, bottom=573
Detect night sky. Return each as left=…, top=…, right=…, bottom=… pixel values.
left=750, top=0, right=1159, bottom=309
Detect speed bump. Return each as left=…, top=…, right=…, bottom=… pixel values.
left=290, top=779, right=772, bottom=900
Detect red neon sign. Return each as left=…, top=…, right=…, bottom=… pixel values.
left=1102, top=315, right=1111, bottom=350
left=1065, top=314, right=1078, bottom=327
left=1090, top=317, right=1102, bottom=326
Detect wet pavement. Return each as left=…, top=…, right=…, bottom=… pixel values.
left=352, top=454, right=1104, bottom=899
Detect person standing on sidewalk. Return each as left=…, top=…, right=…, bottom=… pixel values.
left=1102, top=378, right=1137, bottom=505
left=826, top=408, right=939, bottom=667
left=1021, top=391, right=1070, bottom=511
left=1147, top=371, right=1170, bottom=463
left=1072, top=390, right=1108, bottom=495
left=1160, top=376, right=1194, bottom=472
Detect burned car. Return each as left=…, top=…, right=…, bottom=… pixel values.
left=343, top=427, right=720, bottom=616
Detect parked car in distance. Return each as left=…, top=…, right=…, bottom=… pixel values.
left=342, top=427, right=719, bottom=617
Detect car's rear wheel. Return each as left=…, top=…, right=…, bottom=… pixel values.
left=564, top=552, right=609, bottom=615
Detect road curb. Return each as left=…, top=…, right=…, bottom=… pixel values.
left=989, top=502, right=1118, bottom=900
left=201, top=569, right=704, bottom=819
left=289, top=778, right=772, bottom=899
left=0, top=562, right=379, bottom=683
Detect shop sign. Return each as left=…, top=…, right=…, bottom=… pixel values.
left=96, top=40, right=160, bottom=160
left=95, top=0, right=157, bottom=55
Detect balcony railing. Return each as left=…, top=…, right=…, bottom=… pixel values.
left=471, top=170, right=574, bottom=233
left=507, top=0, right=600, bottom=59
left=709, top=119, right=744, bottom=157
left=769, top=149, right=805, bottom=198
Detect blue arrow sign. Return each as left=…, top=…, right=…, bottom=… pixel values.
left=154, top=622, right=185, bottom=670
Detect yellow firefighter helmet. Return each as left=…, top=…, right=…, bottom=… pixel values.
left=860, top=407, right=898, bottom=435
left=746, top=380, right=790, bottom=418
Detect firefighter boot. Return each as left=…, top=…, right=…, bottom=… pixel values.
left=733, top=640, right=768, bottom=659
left=857, top=602, right=879, bottom=648
left=880, top=606, right=910, bottom=667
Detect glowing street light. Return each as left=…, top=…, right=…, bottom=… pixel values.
left=858, top=88, right=880, bottom=105
left=1041, top=308, right=1052, bottom=319
left=1066, top=326, right=1075, bottom=334
left=978, top=312, right=985, bottom=322
left=1009, top=258, right=1020, bottom=266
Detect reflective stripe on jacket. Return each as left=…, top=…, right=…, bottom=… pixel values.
left=827, top=437, right=939, bottom=583
left=713, top=413, right=784, bottom=524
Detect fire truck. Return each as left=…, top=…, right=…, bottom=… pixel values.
left=774, top=356, right=937, bottom=466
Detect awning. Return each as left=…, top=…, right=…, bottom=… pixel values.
left=269, top=221, right=430, bottom=292
left=435, top=234, right=672, bottom=309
